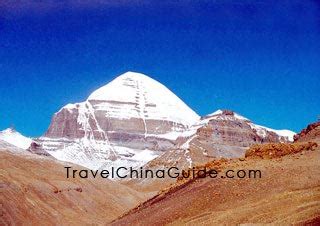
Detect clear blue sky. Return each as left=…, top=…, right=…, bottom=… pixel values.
left=0, top=1, right=319, bottom=137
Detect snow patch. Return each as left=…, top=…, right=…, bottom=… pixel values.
left=184, top=149, right=193, bottom=167
left=208, top=109, right=223, bottom=116
left=250, top=124, right=295, bottom=142
left=0, top=128, right=32, bottom=149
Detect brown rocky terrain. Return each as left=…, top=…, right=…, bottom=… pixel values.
left=1, top=121, right=317, bottom=225
left=245, top=142, right=318, bottom=159
left=112, top=122, right=320, bottom=225
left=0, top=149, right=145, bottom=225
left=294, top=121, right=320, bottom=143
left=123, top=110, right=295, bottom=193
left=146, top=110, right=294, bottom=170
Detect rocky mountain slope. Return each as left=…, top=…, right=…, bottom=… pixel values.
left=294, top=121, right=320, bottom=142
left=146, top=110, right=295, bottom=170
left=112, top=123, right=320, bottom=225
left=123, top=110, right=296, bottom=193
left=0, top=148, right=146, bottom=225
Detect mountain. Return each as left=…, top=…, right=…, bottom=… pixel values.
left=29, top=72, right=200, bottom=170
left=0, top=148, right=145, bottom=225
left=0, top=128, right=32, bottom=150
left=146, top=110, right=295, bottom=170
left=29, top=72, right=295, bottom=172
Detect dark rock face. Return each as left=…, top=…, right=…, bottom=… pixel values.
left=27, top=141, right=52, bottom=157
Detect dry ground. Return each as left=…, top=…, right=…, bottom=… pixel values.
left=113, top=145, right=320, bottom=225
left=0, top=150, right=145, bottom=225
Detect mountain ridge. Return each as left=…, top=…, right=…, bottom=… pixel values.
left=27, top=72, right=295, bottom=172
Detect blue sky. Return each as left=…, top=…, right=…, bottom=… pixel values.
left=0, top=1, right=319, bottom=137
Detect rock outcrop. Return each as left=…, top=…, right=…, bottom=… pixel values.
left=294, top=121, right=320, bottom=142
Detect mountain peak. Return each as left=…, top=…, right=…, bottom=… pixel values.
left=1, top=127, right=16, bottom=134
left=87, top=71, right=163, bottom=101
left=204, top=109, right=249, bottom=121
left=118, top=71, right=152, bottom=80
left=86, top=72, right=199, bottom=125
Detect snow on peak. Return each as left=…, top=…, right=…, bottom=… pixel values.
left=206, top=110, right=249, bottom=121
left=87, top=71, right=162, bottom=102
left=0, top=128, right=32, bottom=149
left=1, top=128, right=15, bottom=133
left=199, top=110, right=249, bottom=125
left=208, top=109, right=223, bottom=116
left=87, top=71, right=200, bottom=126
left=118, top=71, right=152, bottom=80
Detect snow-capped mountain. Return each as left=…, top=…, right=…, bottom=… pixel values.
left=0, top=128, right=32, bottom=150
left=29, top=72, right=295, bottom=172
left=30, top=72, right=200, bottom=170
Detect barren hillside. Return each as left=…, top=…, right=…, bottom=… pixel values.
left=0, top=149, right=145, bottom=225
left=113, top=140, right=320, bottom=225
